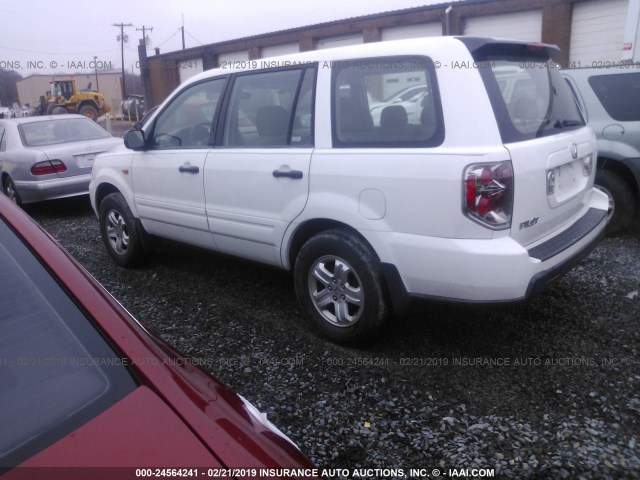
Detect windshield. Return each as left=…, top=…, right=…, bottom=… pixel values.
left=471, top=44, right=585, bottom=143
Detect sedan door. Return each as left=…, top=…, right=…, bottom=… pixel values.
left=131, top=78, right=226, bottom=250
left=204, top=68, right=315, bottom=266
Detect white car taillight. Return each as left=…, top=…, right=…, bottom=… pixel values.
left=463, top=161, right=513, bottom=230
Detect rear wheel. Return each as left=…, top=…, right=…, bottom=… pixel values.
left=294, top=229, right=389, bottom=344
left=99, top=193, right=145, bottom=267
left=79, top=104, right=99, bottom=121
left=595, top=169, right=635, bottom=235
left=2, top=176, right=22, bottom=206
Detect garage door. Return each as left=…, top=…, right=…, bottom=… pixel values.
left=464, top=10, right=542, bottom=42
left=218, top=50, right=250, bottom=70
left=570, top=0, right=628, bottom=65
left=381, top=23, right=442, bottom=41
left=262, top=43, right=299, bottom=58
left=178, top=59, right=203, bottom=84
left=317, top=34, right=363, bottom=49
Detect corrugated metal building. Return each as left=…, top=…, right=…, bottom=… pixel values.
left=139, top=0, right=640, bottom=107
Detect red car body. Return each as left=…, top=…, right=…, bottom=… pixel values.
left=0, top=193, right=316, bottom=480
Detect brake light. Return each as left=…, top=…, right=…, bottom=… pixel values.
left=30, top=160, right=67, bottom=175
left=463, top=161, right=513, bottom=230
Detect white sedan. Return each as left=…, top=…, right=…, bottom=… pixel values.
left=0, top=114, right=122, bottom=205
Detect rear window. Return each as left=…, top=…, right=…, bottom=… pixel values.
left=332, top=56, right=444, bottom=147
left=19, top=118, right=111, bottom=147
left=588, top=72, right=640, bottom=121
left=0, top=219, right=136, bottom=470
left=470, top=43, right=585, bottom=143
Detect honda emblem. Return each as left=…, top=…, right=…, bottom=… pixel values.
left=570, top=142, right=578, bottom=160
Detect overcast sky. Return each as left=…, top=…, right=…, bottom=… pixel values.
left=1, top=0, right=448, bottom=77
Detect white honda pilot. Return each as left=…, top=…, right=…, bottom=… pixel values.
left=90, top=37, right=609, bottom=344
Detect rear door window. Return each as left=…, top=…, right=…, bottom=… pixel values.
left=471, top=43, right=586, bottom=143
left=332, top=56, right=444, bottom=147
left=588, top=72, right=640, bottom=121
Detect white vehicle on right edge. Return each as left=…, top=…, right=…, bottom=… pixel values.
left=89, top=37, right=609, bottom=344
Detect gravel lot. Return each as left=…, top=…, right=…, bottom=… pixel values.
left=27, top=196, right=640, bottom=479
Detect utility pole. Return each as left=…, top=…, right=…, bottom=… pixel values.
left=136, top=25, right=154, bottom=112
left=113, top=22, right=133, bottom=100
left=181, top=14, right=185, bottom=50
left=93, top=55, right=100, bottom=92
left=136, top=25, right=153, bottom=46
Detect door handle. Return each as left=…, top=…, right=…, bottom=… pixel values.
left=272, top=169, right=303, bottom=179
left=179, top=164, right=199, bottom=174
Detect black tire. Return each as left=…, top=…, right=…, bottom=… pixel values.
left=47, top=105, right=67, bottom=115
left=294, top=229, right=389, bottom=344
left=98, top=193, right=145, bottom=267
left=2, top=176, right=22, bottom=206
left=79, top=104, right=99, bottom=121
left=595, top=169, right=635, bottom=235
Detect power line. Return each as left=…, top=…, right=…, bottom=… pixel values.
left=185, top=31, right=205, bottom=46
left=156, top=30, right=180, bottom=49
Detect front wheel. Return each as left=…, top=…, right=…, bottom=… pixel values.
left=294, top=229, right=389, bottom=344
left=79, top=104, right=99, bottom=121
left=2, top=176, right=22, bottom=206
left=98, top=193, right=145, bottom=267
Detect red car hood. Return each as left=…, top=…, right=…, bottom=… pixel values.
left=6, top=386, right=222, bottom=479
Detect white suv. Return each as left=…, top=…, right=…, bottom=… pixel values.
left=90, top=37, right=609, bottom=343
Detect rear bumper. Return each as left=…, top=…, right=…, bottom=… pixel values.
left=371, top=192, right=609, bottom=312
left=525, top=210, right=606, bottom=298
left=14, top=174, right=90, bottom=204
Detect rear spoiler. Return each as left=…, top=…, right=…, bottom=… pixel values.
left=456, top=36, right=560, bottom=61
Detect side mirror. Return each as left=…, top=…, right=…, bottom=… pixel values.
left=124, top=129, right=145, bottom=151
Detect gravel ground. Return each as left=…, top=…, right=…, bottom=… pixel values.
left=27, top=197, right=640, bottom=479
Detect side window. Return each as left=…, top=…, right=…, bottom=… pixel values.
left=588, top=72, right=640, bottom=122
left=333, top=57, right=443, bottom=147
left=0, top=126, right=5, bottom=152
left=222, top=68, right=313, bottom=147
left=152, top=78, right=225, bottom=149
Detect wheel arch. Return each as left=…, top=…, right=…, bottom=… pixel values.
left=284, top=218, right=376, bottom=271
left=78, top=99, right=99, bottom=110
left=94, top=182, right=121, bottom=212
left=597, top=156, right=639, bottom=197
left=284, top=218, right=409, bottom=316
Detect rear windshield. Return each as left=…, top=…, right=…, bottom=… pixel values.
left=470, top=43, right=585, bottom=143
left=19, top=118, right=111, bottom=147
left=0, top=219, right=136, bottom=470
left=588, top=72, right=640, bottom=122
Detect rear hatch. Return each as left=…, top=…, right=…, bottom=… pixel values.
left=464, top=38, right=597, bottom=246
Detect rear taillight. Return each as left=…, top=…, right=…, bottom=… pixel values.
left=463, top=161, right=513, bottom=230
left=30, top=160, right=67, bottom=176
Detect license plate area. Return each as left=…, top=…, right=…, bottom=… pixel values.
left=74, top=153, right=97, bottom=168
left=546, top=156, right=590, bottom=208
